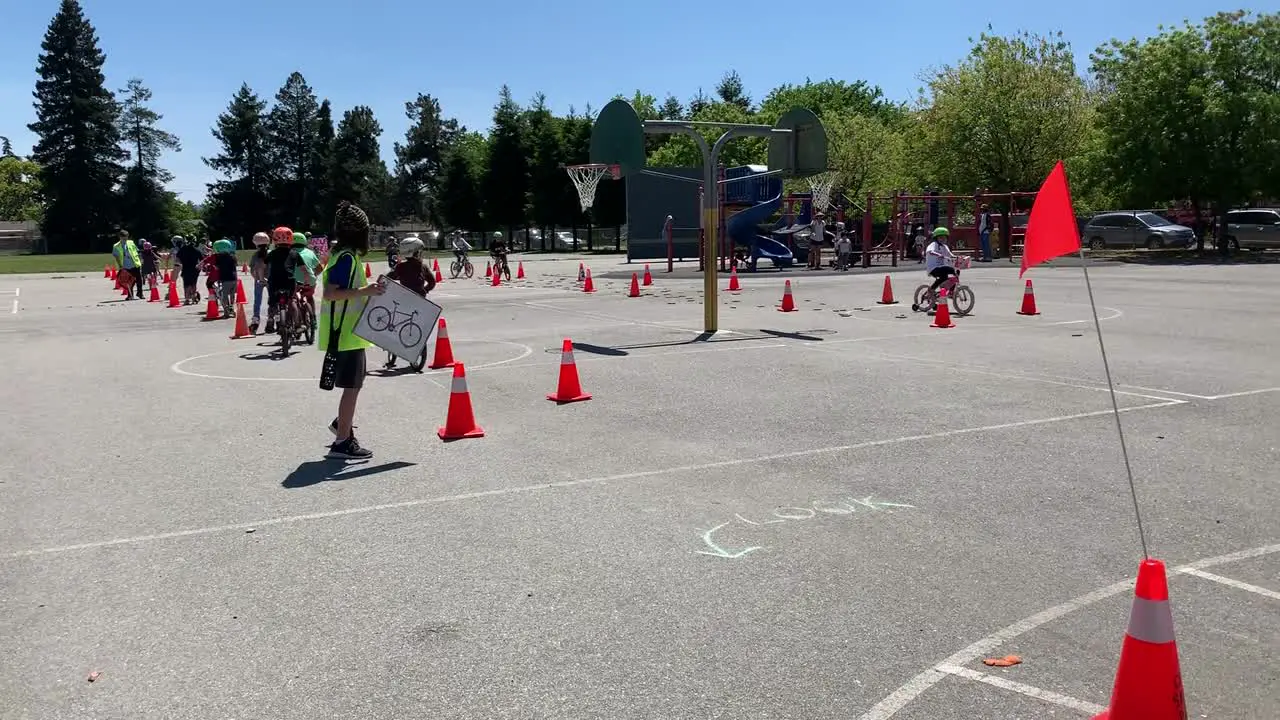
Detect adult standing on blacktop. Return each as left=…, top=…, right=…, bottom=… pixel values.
left=111, top=229, right=145, bottom=299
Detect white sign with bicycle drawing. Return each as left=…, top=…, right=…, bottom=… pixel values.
left=353, top=279, right=442, bottom=364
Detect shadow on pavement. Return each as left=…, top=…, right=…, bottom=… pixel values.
left=282, top=459, right=417, bottom=489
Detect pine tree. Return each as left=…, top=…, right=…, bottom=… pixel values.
left=716, top=70, right=753, bottom=112
left=524, top=93, right=564, bottom=248
left=659, top=95, right=685, bottom=120
left=265, top=72, right=320, bottom=229
left=309, top=100, right=335, bottom=230
left=203, top=84, right=272, bottom=239
left=437, top=133, right=485, bottom=233
left=481, top=86, right=529, bottom=234
left=331, top=106, right=391, bottom=223
left=0, top=137, right=13, bottom=157
left=393, top=93, right=460, bottom=224
left=116, top=78, right=181, bottom=242
left=28, top=0, right=126, bottom=252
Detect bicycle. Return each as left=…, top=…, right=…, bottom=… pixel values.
left=366, top=300, right=424, bottom=349
left=911, top=255, right=975, bottom=316
left=450, top=253, right=475, bottom=279
left=276, top=292, right=299, bottom=357
left=490, top=253, right=511, bottom=282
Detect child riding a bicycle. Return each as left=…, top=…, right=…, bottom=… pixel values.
left=382, top=236, right=437, bottom=370
left=925, top=227, right=959, bottom=292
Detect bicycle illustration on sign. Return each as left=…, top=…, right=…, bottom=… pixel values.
left=353, top=279, right=442, bottom=364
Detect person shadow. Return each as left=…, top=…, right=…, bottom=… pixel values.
left=282, top=459, right=417, bottom=488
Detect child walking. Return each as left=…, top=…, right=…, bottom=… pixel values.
left=213, top=239, right=239, bottom=318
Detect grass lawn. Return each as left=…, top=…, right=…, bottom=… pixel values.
left=0, top=248, right=457, bottom=275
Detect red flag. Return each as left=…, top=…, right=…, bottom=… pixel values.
left=1020, top=161, right=1080, bottom=278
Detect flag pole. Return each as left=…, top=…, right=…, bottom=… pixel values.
left=1077, top=248, right=1150, bottom=560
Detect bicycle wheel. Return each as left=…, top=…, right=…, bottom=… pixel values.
left=409, top=346, right=428, bottom=372
left=463, top=260, right=474, bottom=279
left=302, top=304, right=316, bottom=345
left=501, top=262, right=511, bottom=281
left=912, top=284, right=935, bottom=312
left=279, top=307, right=293, bottom=356
left=951, top=285, right=975, bottom=316
left=450, top=260, right=462, bottom=279
left=399, top=321, right=423, bottom=349
left=366, top=304, right=392, bottom=332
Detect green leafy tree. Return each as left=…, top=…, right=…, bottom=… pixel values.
left=203, top=84, right=272, bottom=239
left=28, top=0, right=126, bottom=252
left=330, top=105, right=392, bottom=223
left=757, top=78, right=903, bottom=124
left=0, top=156, right=44, bottom=222
left=687, top=89, right=711, bottom=117
left=481, top=86, right=529, bottom=234
left=558, top=109, right=594, bottom=231
left=647, top=101, right=763, bottom=168
left=265, top=72, right=321, bottom=229
left=916, top=29, right=1092, bottom=193
left=437, top=131, right=486, bottom=232
left=393, top=93, right=460, bottom=224
left=116, top=78, right=181, bottom=242
left=824, top=113, right=909, bottom=200
left=309, top=99, right=336, bottom=229
left=524, top=93, right=565, bottom=245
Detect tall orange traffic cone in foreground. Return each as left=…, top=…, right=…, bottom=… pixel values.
left=642, top=264, right=652, bottom=286
left=235, top=278, right=248, bottom=304
left=582, top=269, right=596, bottom=293
left=230, top=303, right=253, bottom=339
left=877, top=275, right=898, bottom=304
left=778, top=279, right=796, bottom=312
left=203, top=296, right=221, bottom=320
left=148, top=283, right=161, bottom=302
left=547, top=339, right=591, bottom=403
left=166, top=281, right=181, bottom=308
left=1092, top=559, right=1187, bottom=720
left=1017, top=279, right=1040, bottom=316
left=628, top=272, right=641, bottom=297
left=437, top=363, right=485, bottom=440
left=931, top=288, right=955, bottom=328
left=727, top=266, right=741, bottom=292
left=516, top=261, right=525, bottom=279
left=427, top=318, right=456, bottom=369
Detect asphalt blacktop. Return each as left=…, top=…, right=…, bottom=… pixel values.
left=0, top=254, right=1277, bottom=719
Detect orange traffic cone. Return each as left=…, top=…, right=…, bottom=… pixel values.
left=642, top=264, right=652, bottom=286
left=577, top=262, right=585, bottom=282
left=120, top=277, right=132, bottom=297
left=1092, top=559, right=1187, bottom=720
left=437, top=363, right=485, bottom=440
left=484, top=261, right=492, bottom=278
left=364, top=262, right=372, bottom=279
left=235, top=278, right=247, bottom=304
left=432, top=258, right=440, bottom=274
left=778, top=279, right=796, bottom=312
left=241, top=262, right=248, bottom=273
left=628, top=272, right=641, bottom=297
left=491, top=267, right=501, bottom=287
left=148, top=283, right=161, bottom=303
left=427, top=318, right=456, bottom=369
left=1017, top=279, right=1040, bottom=316
left=434, top=267, right=443, bottom=283
left=931, top=288, right=955, bottom=328
left=166, top=281, right=180, bottom=308
left=877, top=275, right=898, bottom=304
left=230, top=303, right=253, bottom=339
left=516, top=261, right=525, bottom=279
left=547, top=339, right=591, bottom=403
left=727, top=266, right=741, bottom=292
left=582, top=269, right=596, bottom=293
left=108, top=266, right=116, bottom=281
left=163, top=269, right=171, bottom=283
left=103, top=264, right=111, bottom=278
left=203, top=296, right=221, bottom=321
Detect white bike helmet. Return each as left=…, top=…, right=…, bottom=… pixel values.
left=252, top=231, right=270, bottom=246
left=400, top=237, right=425, bottom=255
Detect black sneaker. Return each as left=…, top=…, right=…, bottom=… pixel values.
left=328, top=418, right=359, bottom=436
left=327, top=435, right=372, bottom=459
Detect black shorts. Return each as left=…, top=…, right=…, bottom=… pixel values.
left=333, top=349, right=366, bottom=389
left=181, top=270, right=199, bottom=286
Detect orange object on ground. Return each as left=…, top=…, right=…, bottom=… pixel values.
left=203, top=297, right=221, bottom=320
left=432, top=258, right=440, bottom=273
left=428, top=318, right=456, bottom=369
left=434, top=267, right=443, bottom=283
left=642, top=265, right=652, bottom=286
left=547, top=339, right=592, bottom=403
left=491, top=267, right=501, bottom=287
left=877, top=275, right=898, bottom=304
left=437, top=363, right=485, bottom=440
left=577, top=262, right=585, bottom=282
left=628, top=272, right=641, bottom=297
left=582, top=269, right=596, bottom=293
left=778, top=279, right=796, bottom=312
left=516, top=261, right=525, bottom=279
left=241, top=263, right=248, bottom=273
left=235, top=278, right=248, bottom=304
left=931, top=288, right=955, bottom=328
left=727, top=266, right=741, bottom=292
left=1092, top=559, right=1188, bottom=720
left=230, top=303, right=253, bottom=338
left=1017, top=279, right=1040, bottom=315
left=148, top=283, right=160, bottom=302
left=983, top=655, right=1022, bottom=667
left=166, top=281, right=180, bottom=308
left=484, top=261, right=492, bottom=278
left=163, top=269, right=171, bottom=283
left=365, top=262, right=372, bottom=279
left=103, top=264, right=111, bottom=278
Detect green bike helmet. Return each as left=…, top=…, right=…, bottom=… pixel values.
left=213, top=238, right=235, bottom=253
left=931, top=226, right=950, bottom=238
left=292, top=232, right=307, bottom=246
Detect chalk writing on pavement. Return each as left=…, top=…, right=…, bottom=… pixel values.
left=694, top=495, right=916, bottom=560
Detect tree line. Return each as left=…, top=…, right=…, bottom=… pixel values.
left=5, top=0, right=1278, bottom=254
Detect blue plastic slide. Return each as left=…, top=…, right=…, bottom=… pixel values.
left=727, top=193, right=793, bottom=269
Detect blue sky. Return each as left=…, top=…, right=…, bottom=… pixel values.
left=0, top=0, right=1232, bottom=201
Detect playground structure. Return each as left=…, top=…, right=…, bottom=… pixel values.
left=571, top=99, right=828, bottom=333
left=853, top=189, right=1038, bottom=266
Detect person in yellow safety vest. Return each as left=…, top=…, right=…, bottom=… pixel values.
left=319, top=201, right=384, bottom=459
left=112, top=229, right=144, bottom=299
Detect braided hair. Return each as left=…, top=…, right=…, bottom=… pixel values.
left=333, top=200, right=370, bottom=255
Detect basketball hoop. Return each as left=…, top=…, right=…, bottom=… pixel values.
left=807, top=171, right=839, bottom=214
left=565, top=163, right=621, bottom=212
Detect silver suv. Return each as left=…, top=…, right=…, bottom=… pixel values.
left=1082, top=212, right=1196, bottom=249
left=1224, top=208, right=1280, bottom=250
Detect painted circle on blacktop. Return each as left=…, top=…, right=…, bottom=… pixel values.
left=170, top=339, right=533, bottom=382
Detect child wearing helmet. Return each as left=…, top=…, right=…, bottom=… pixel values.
left=925, top=226, right=959, bottom=292
left=286, top=231, right=321, bottom=336
left=174, top=237, right=203, bottom=304
left=249, top=232, right=271, bottom=333
left=382, top=235, right=436, bottom=370
left=212, top=238, right=239, bottom=318
left=264, top=227, right=295, bottom=334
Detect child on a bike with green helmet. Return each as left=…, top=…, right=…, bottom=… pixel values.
left=286, top=232, right=321, bottom=336
left=925, top=226, right=959, bottom=293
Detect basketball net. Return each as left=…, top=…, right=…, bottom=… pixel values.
left=807, top=171, right=838, bottom=214
left=566, top=164, right=620, bottom=212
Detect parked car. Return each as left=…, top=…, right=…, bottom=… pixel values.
left=1081, top=211, right=1196, bottom=250
left=1223, top=208, right=1280, bottom=251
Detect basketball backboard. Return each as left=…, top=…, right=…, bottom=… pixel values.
left=768, top=108, right=828, bottom=178
left=590, top=99, right=646, bottom=178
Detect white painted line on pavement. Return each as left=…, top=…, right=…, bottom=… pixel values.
left=3, top=400, right=1184, bottom=558
left=936, top=664, right=1105, bottom=715
left=1181, top=568, right=1280, bottom=602
left=1120, top=385, right=1280, bottom=401
left=10, top=287, right=17, bottom=314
